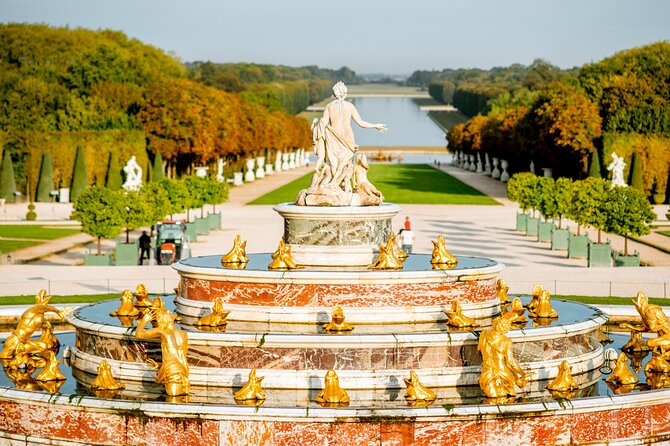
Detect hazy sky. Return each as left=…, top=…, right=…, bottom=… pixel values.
left=2, top=0, right=669, bottom=74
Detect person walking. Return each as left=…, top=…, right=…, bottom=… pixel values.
left=404, top=216, right=412, bottom=230
left=399, top=228, right=414, bottom=254
left=138, top=231, right=151, bottom=265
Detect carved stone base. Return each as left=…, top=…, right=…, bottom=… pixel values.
left=295, top=188, right=382, bottom=207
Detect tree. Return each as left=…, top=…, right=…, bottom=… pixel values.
left=70, top=145, right=89, bottom=201
left=506, top=172, right=541, bottom=216
left=553, top=177, right=573, bottom=229
left=183, top=175, right=208, bottom=219
left=119, top=190, right=149, bottom=244
left=201, top=176, right=229, bottom=213
left=569, top=177, right=610, bottom=241
left=141, top=181, right=171, bottom=229
left=588, top=149, right=601, bottom=178
left=35, top=152, right=55, bottom=202
left=0, top=150, right=17, bottom=203
left=537, top=177, right=558, bottom=222
left=152, top=152, right=165, bottom=181
left=629, top=152, right=644, bottom=192
left=105, top=151, right=122, bottom=190
left=71, top=186, right=124, bottom=254
left=157, top=178, right=188, bottom=220
left=603, top=186, right=655, bottom=255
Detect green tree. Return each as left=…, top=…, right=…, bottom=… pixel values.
left=157, top=178, right=188, bottom=219
left=629, top=152, right=644, bottom=192
left=588, top=148, right=601, bottom=178
left=71, top=186, right=124, bottom=254
left=105, top=151, right=122, bottom=190
left=70, top=145, right=89, bottom=201
left=119, top=190, right=149, bottom=244
left=152, top=152, right=165, bottom=181
left=553, top=177, right=573, bottom=229
left=537, top=177, right=558, bottom=222
left=569, top=177, right=610, bottom=241
left=603, top=186, right=655, bottom=255
left=36, top=152, right=55, bottom=202
left=0, top=150, right=17, bottom=203
left=201, top=176, right=229, bottom=213
left=141, top=181, right=171, bottom=229
left=506, top=172, right=541, bottom=216
left=184, top=175, right=208, bottom=219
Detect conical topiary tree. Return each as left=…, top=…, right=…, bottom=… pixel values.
left=588, top=149, right=601, bottom=178
left=0, top=150, right=17, bottom=203
left=105, top=151, right=122, bottom=190
left=152, top=152, right=165, bottom=181
left=36, top=152, right=55, bottom=202
left=70, top=145, right=89, bottom=201
left=629, top=152, right=644, bottom=192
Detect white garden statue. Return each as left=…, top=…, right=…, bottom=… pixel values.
left=122, top=156, right=143, bottom=191
left=295, top=82, right=387, bottom=206
left=607, top=152, right=627, bottom=188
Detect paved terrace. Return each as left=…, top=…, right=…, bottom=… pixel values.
left=0, top=162, right=668, bottom=298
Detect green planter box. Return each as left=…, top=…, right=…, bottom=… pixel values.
left=537, top=221, right=553, bottom=242
left=84, top=253, right=112, bottom=266
left=208, top=212, right=222, bottom=230
left=115, top=242, right=139, bottom=266
left=588, top=241, right=612, bottom=267
left=551, top=227, right=569, bottom=251
left=516, top=213, right=528, bottom=232
left=568, top=233, right=589, bottom=259
left=614, top=251, right=640, bottom=267
left=195, top=217, right=210, bottom=236
left=184, top=222, right=198, bottom=243
left=526, top=217, right=539, bottom=237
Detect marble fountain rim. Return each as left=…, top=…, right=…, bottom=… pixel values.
left=2, top=377, right=670, bottom=423
left=172, top=258, right=506, bottom=285
left=67, top=303, right=607, bottom=348
left=72, top=343, right=603, bottom=389
left=273, top=202, right=402, bottom=220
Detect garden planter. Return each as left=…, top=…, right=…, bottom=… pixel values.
left=653, top=194, right=666, bottom=205
left=195, top=217, right=210, bottom=236
left=233, top=172, right=244, bottom=186
left=84, top=253, right=112, bottom=266
left=613, top=251, right=641, bottom=267
left=588, top=241, right=612, bottom=267
left=208, top=212, right=222, bottom=230
left=526, top=217, right=539, bottom=237
left=115, top=242, right=138, bottom=266
left=537, top=221, right=553, bottom=242
left=568, top=233, right=589, bottom=259
left=551, top=227, right=569, bottom=251
left=184, top=222, right=198, bottom=243
left=516, top=213, right=529, bottom=232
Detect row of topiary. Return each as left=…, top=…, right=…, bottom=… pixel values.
left=506, top=173, right=656, bottom=258
left=72, top=176, right=228, bottom=255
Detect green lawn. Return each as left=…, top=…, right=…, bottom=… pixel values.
left=0, top=225, right=81, bottom=240
left=657, top=230, right=670, bottom=238
left=249, top=164, right=500, bottom=205
left=0, top=240, right=40, bottom=253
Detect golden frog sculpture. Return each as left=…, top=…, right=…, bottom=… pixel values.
left=136, top=308, right=190, bottom=397
left=37, top=321, right=60, bottom=352
left=91, top=359, right=125, bottom=391
left=315, top=369, right=349, bottom=406
left=323, top=305, right=354, bottom=333
left=404, top=370, right=436, bottom=404
left=430, top=235, right=457, bottom=267
left=134, top=283, right=153, bottom=308
left=369, top=239, right=403, bottom=270
left=110, top=290, right=140, bottom=318
left=221, top=234, right=249, bottom=265
left=502, top=297, right=527, bottom=325
left=529, top=289, right=558, bottom=319
left=268, top=240, right=302, bottom=270
left=525, top=284, right=544, bottom=313
left=644, top=350, right=670, bottom=374
left=622, top=331, right=651, bottom=352
left=605, top=352, right=639, bottom=385
left=234, top=368, right=266, bottom=402
left=194, top=297, right=230, bottom=328
left=546, top=360, right=579, bottom=392
left=478, top=317, right=532, bottom=398
left=35, top=350, right=66, bottom=382
left=389, top=232, right=408, bottom=260
left=496, top=279, right=511, bottom=306
left=444, top=301, right=479, bottom=328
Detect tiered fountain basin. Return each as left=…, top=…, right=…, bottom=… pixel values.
left=69, top=297, right=605, bottom=397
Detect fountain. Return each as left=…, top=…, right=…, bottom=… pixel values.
left=2, top=83, right=670, bottom=445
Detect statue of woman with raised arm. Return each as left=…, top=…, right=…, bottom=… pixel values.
left=296, top=82, right=387, bottom=206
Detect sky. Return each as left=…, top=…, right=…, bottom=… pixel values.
left=2, top=0, right=669, bottom=75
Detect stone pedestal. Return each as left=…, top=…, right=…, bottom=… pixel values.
left=233, top=172, right=244, bottom=186
left=491, top=157, right=501, bottom=179
left=255, top=157, right=266, bottom=179
left=244, top=159, right=256, bottom=182
left=273, top=203, right=402, bottom=266
left=275, top=151, right=283, bottom=172
left=500, top=159, right=510, bottom=182
left=265, top=164, right=274, bottom=175
left=288, top=152, right=296, bottom=169
left=281, top=153, right=290, bottom=171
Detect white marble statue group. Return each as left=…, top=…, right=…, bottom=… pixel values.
left=295, top=82, right=387, bottom=206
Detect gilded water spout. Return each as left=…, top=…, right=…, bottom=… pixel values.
left=194, top=297, right=230, bottom=328
left=91, top=359, right=125, bottom=391
left=323, top=305, right=354, bottom=333
left=529, top=289, right=558, bottom=319
left=234, top=368, right=266, bottom=402
left=430, top=235, right=457, bottom=267
left=546, top=360, right=579, bottom=393
left=496, top=279, right=511, bottom=306
left=502, top=297, right=527, bottom=325
left=110, top=290, right=140, bottom=317
left=605, top=352, right=639, bottom=385
left=35, top=350, right=66, bottom=382
left=444, top=301, right=479, bottom=328
left=404, top=370, right=436, bottom=404
left=221, top=234, right=249, bottom=265
left=369, top=239, right=403, bottom=270
left=315, top=369, right=349, bottom=406
left=268, top=240, right=302, bottom=270
left=134, top=283, right=153, bottom=308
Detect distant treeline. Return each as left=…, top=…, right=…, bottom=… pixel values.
left=444, top=42, right=670, bottom=199
left=0, top=24, right=355, bottom=198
